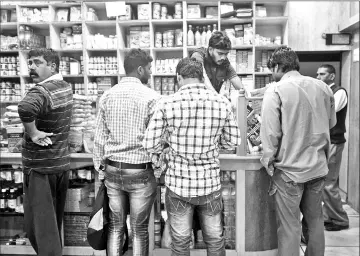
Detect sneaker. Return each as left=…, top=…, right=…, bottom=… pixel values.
left=324, top=223, right=349, bottom=231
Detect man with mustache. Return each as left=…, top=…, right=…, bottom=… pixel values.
left=18, top=48, right=73, bottom=256
left=190, top=31, right=244, bottom=99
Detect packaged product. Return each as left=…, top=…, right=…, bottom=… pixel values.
left=56, top=8, right=70, bottom=22
left=69, top=127, right=84, bottom=153
left=70, top=6, right=82, bottom=22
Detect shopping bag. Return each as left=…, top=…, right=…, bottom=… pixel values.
left=87, top=181, right=109, bottom=250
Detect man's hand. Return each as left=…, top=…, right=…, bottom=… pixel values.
left=31, top=131, right=53, bottom=146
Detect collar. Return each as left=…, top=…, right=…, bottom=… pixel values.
left=120, top=76, right=143, bottom=85
left=329, top=83, right=335, bottom=88
left=38, top=73, right=63, bottom=85
left=280, top=70, right=302, bottom=81
left=178, top=83, right=208, bottom=92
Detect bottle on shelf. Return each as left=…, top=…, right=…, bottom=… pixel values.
left=187, top=25, right=194, bottom=46
left=0, top=188, right=7, bottom=213
left=7, top=188, right=16, bottom=213
left=206, top=25, right=212, bottom=46
left=201, top=25, right=207, bottom=47
left=195, top=26, right=201, bottom=47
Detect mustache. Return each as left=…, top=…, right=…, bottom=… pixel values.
left=29, top=71, right=38, bottom=76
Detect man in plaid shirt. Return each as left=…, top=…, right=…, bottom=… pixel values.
left=93, top=49, right=161, bottom=256
left=143, top=58, right=241, bottom=256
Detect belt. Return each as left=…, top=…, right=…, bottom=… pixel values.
left=106, top=159, right=151, bottom=169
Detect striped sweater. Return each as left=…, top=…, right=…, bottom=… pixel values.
left=18, top=79, right=73, bottom=174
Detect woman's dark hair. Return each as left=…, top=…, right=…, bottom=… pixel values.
left=176, top=57, right=203, bottom=80
left=28, top=48, right=60, bottom=73
left=124, top=48, right=153, bottom=74
left=267, top=46, right=300, bottom=73
left=208, top=31, right=231, bottom=50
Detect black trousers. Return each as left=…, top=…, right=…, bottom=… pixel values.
left=23, top=168, right=69, bottom=256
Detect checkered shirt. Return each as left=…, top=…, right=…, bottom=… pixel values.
left=143, top=83, right=241, bottom=197
left=93, top=77, right=161, bottom=171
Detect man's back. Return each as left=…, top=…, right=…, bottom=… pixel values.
left=261, top=71, right=335, bottom=182
left=144, top=83, right=240, bottom=197
left=94, top=77, right=160, bottom=165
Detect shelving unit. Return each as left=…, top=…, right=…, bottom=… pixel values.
left=0, top=1, right=287, bottom=255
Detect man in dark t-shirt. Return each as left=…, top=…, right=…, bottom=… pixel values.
left=190, top=31, right=244, bottom=99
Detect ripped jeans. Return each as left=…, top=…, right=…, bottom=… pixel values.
left=165, top=188, right=225, bottom=256
left=269, top=169, right=326, bottom=256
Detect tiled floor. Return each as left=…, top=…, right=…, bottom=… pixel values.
left=300, top=204, right=359, bottom=256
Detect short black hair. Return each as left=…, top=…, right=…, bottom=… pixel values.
left=208, top=31, right=231, bottom=50
left=319, top=64, right=336, bottom=75
left=176, top=57, right=203, bottom=80
left=28, top=48, right=60, bottom=73
left=267, top=46, right=300, bottom=73
left=124, top=48, right=153, bottom=74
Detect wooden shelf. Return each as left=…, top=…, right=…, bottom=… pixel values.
left=221, top=18, right=253, bottom=25
left=86, top=48, right=117, bottom=52
left=18, top=22, right=49, bottom=29
left=255, top=16, right=288, bottom=25
left=0, top=22, right=17, bottom=30
left=151, top=19, right=183, bottom=25
left=0, top=75, right=20, bottom=78
left=255, top=45, right=283, bottom=50
left=85, top=20, right=117, bottom=28
left=118, top=19, right=150, bottom=26
left=186, top=18, right=218, bottom=25
left=54, top=48, right=83, bottom=52
left=51, top=21, right=82, bottom=27
left=0, top=50, right=19, bottom=53
left=254, top=72, right=272, bottom=75
left=153, top=47, right=183, bottom=52
left=62, top=74, right=84, bottom=78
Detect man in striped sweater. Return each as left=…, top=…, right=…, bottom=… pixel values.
left=18, top=48, right=73, bottom=256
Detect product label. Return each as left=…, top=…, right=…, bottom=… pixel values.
left=8, top=199, right=16, bottom=209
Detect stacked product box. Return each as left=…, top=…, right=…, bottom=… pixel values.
left=221, top=171, right=236, bottom=249
left=154, top=77, right=178, bottom=95
left=236, top=50, right=253, bottom=73
left=127, top=26, right=150, bottom=48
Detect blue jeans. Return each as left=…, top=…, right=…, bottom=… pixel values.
left=104, top=165, right=157, bottom=256
left=165, top=188, right=225, bottom=256
left=270, top=169, right=325, bottom=256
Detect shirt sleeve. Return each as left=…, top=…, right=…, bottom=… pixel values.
left=333, top=89, right=348, bottom=112
left=18, top=87, right=47, bottom=123
left=219, top=103, right=241, bottom=149
left=93, top=93, right=109, bottom=171
left=226, top=64, right=238, bottom=80
left=143, top=100, right=167, bottom=154
left=260, top=89, right=282, bottom=173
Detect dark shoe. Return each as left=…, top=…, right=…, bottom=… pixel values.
left=325, top=223, right=349, bottom=231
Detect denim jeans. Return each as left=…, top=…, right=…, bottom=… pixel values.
left=165, top=188, right=225, bottom=256
left=269, top=169, right=326, bottom=256
left=104, top=165, right=157, bottom=256
left=323, top=143, right=349, bottom=226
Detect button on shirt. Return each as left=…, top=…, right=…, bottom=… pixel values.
left=93, top=77, right=161, bottom=171
left=143, top=83, right=241, bottom=197
left=260, top=71, right=336, bottom=183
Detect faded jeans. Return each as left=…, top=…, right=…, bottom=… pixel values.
left=165, top=188, right=225, bottom=256
left=104, top=165, right=157, bottom=256
left=270, top=169, right=326, bottom=256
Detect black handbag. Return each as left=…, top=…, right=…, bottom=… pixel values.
left=87, top=181, right=109, bottom=250
left=87, top=180, right=129, bottom=252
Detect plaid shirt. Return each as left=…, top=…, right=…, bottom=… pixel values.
left=93, top=77, right=161, bottom=171
left=143, top=83, right=241, bottom=197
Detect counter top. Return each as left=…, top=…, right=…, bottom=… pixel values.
left=0, top=153, right=264, bottom=171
